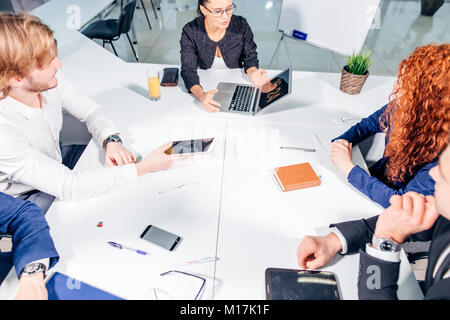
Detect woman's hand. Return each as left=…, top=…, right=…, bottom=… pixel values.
left=247, top=67, right=270, bottom=87
left=190, top=85, right=221, bottom=112
left=199, top=89, right=221, bottom=112
left=331, top=139, right=355, bottom=176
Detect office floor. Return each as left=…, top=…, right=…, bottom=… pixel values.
left=89, top=0, right=450, bottom=76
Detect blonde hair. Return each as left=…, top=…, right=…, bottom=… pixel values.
left=0, top=12, right=55, bottom=99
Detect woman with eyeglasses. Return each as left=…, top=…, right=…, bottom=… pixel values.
left=180, top=0, right=269, bottom=112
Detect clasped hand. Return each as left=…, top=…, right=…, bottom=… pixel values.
left=331, top=139, right=355, bottom=176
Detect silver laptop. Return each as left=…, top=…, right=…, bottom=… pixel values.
left=214, top=68, right=292, bottom=116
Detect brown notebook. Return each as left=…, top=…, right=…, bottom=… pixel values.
left=273, top=162, right=321, bottom=192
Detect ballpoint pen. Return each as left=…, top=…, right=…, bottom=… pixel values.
left=171, top=257, right=220, bottom=268
left=107, top=241, right=151, bottom=256
left=280, top=146, right=316, bottom=152
left=158, top=182, right=199, bottom=194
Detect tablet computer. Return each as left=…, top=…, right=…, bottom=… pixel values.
left=45, top=272, right=124, bottom=300
left=265, top=268, right=341, bottom=300
left=165, top=138, right=216, bottom=155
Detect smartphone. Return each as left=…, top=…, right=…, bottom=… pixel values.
left=265, top=268, right=342, bottom=300
left=165, top=138, right=216, bottom=155
left=139, top=225, right=182, bottom=251
left=160, top=67, right=179, bottom=87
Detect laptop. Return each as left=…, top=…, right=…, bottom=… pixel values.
left=214, top=68, right=292, bottom=116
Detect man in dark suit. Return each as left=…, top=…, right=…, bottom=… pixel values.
left=296, top=141, right=450, bottom=299
left=0, top=192, right=59, bottom=299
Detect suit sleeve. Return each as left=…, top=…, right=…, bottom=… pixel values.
left=330, top=215, right=436, bottom=255
left=330, top=216, right=378, bottom=254
left=0, top=193, right=59, bottom=277
left=358, top=249, right=400, bottom=300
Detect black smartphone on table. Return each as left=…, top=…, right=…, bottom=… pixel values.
left=160, top=68, right=179, bottom=87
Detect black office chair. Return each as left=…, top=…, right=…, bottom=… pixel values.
left=133, top=0, right=158, bottom=30
left=82, top=0, right=139, bottom=62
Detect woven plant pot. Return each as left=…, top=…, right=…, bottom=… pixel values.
left=340, top=66, right=369, bottom=95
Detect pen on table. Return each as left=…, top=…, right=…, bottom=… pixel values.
left=107, top=241, right=151, bottom=256
left=171, top=257, right=220, bottom=267
left=280, top=146, right=316, bottom=152
left=158, top=182, right=199, bottom=194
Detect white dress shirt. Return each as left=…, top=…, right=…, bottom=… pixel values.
left=0, top=71, right=137, bottom=201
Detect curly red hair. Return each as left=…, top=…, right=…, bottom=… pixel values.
left=380, top=43, right=450, bottom=183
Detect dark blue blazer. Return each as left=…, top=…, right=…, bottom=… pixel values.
left=0, top=193, right=59, bottom=280
left=333, top=105, right=437, bottom=208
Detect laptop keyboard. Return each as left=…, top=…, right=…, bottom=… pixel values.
left=229, top=86, right=255, bottom=112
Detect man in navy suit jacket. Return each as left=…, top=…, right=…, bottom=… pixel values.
left=0, top=193, right=59, bottom=299
left=296, top=141, right=450, bottom=299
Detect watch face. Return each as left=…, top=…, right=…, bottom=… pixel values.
left=23, top=262, right=45, bottom=274
left=380, top=240, right=394, bottom=252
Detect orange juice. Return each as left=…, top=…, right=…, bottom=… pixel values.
left=148, top=76, right=161, bottom=101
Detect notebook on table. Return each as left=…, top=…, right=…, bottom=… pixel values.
left=273, top=162, right=321, bottom=192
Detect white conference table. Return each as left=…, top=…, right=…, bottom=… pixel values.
left=0, top=3, right=422, bottom=299
left=0, top=61, right=422, bottom=299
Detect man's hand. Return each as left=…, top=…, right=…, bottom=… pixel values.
left=105, top=142, right=136, bottom=167
left=200, top=89, right=221, bottom=113
left=135, top=142, right=177, bottom=176
left=247, top=68, right=270, bottom=87
left=331, top=139, right=355, bottom=176
left=297, top=233, right=342, bottom=270
left=375, top=192, right=440, bottom=243
left=14, top=273, right=47, bottom=300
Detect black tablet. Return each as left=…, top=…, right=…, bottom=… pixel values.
left=265, top=268, right=342, bottom=300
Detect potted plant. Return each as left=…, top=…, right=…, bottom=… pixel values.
left=340, top=50, right=373, bottom=95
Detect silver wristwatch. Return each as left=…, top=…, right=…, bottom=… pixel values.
left=372, top=234, right=401, bottom=252
left=103, top=134, right=122, bottom=148
left=20, top=262, right=47, bottom=278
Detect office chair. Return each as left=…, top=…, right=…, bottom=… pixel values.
left=82, top=0, right=139, bottom=62
left=133, top=0, right=158, bottom=30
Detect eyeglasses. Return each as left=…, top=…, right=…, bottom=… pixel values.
left=203, top=3, right=236, bottom=17
left=152, top=270, right=206, bottom=300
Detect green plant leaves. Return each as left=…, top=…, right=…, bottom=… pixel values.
left=345, top=50, right=374, bottom=75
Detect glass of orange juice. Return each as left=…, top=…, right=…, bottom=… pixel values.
left=146, top=68, right=163, bottom=101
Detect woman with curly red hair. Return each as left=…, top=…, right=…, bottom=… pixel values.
left=331, top=43, right=450, bottom=208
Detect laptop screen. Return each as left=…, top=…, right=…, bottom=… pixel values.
left=257, top=68, right=291, bottom=112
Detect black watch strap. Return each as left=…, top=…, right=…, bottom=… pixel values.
left=103, top=134, right=122, bottom=148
